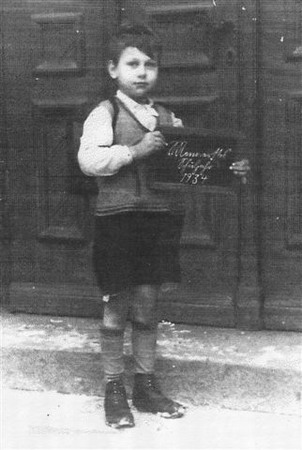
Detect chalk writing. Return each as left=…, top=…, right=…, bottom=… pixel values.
left=166, top=140, right=233, bottom=185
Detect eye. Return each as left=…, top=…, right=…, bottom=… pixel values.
left=127, top=60, right=139, bottom=67
left=146, top=60, right=158, bottom=69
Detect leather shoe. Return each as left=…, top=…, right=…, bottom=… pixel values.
left=132, top=373, right=186, bottom=418
left=104, top=379, right=135, bottom=428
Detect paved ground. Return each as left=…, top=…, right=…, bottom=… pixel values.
left=1, top=310, right=302, bottom=449
left=2, top=388, right=301, bottom=450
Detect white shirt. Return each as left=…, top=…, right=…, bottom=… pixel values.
left=78, top=90, right=183, bottom=176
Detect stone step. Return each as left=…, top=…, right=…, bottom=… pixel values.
left=1, top=310, right=301, bottom=415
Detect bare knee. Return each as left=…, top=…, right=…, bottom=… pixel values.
left=102, top=292, right=129, bottom=331
left=131, top=285, right=159, bottom=331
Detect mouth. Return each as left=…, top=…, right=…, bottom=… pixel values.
left=134, top=82, right=149, bottom=88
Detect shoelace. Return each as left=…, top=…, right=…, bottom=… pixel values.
left=108, top=382, right=126, bottom=405
left=144, top=376, right=157, bottom=388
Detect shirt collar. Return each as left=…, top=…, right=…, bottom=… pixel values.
left=116, top=90, right=158, bottom=115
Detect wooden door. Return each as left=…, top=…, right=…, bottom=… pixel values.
left=261, top=0, right=302, bottom=330
left=4, top=0, right=260, bottom=328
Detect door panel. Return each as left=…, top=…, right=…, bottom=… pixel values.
left=4, top=0, right=114, bottom=316
left=261, top=0, right=302, bottom=330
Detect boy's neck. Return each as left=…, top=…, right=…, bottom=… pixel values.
left=135, top=97, right=150, bottom=105
left=117, top=90, right=151, bottom=105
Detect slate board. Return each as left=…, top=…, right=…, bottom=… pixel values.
left=149, top=126, right=238, bottom=187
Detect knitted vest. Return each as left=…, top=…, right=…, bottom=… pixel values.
left=94, top=98, right=185, bottom=216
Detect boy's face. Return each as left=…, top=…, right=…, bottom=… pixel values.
left=108, top=47, right=159, bottom=101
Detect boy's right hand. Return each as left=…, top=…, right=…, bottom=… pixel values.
left=129, top=131, right=167, bottom=160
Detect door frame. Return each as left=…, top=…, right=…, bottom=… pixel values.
left=0, top=4, right=12, bottom=305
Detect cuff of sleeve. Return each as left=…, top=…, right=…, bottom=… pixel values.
left=124, top=146, right=134, bottom=163
left=111, top=144, right=134, bottom=166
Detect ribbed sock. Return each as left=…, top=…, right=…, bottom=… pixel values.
left=101, top=328, right=125, bottom=383
left=131, top=323, right=158, bottom=374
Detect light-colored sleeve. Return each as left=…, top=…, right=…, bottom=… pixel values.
left=171, top=112, right=184, bottom=128
left=78, top=104, right=133, bottom=176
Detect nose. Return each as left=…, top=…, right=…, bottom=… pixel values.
left=137, top=64, right=147, bottom=77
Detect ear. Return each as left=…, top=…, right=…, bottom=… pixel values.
left=107, top=60, right=118, bottom=79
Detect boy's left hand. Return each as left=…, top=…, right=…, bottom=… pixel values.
left=229, top=159, right=250, bottom=184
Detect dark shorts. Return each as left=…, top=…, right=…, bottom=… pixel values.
left=93, top=212, right=184, bottom=295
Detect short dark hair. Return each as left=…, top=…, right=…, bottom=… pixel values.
left=106, top=22, right=162, bottom=64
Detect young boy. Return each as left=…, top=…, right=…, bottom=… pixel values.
left=78, top=23, right=249, bottom=429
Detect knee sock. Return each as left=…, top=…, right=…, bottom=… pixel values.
left=100, top=328, right=125, bottom=383
left=131, top=322, right=158, bottom=374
